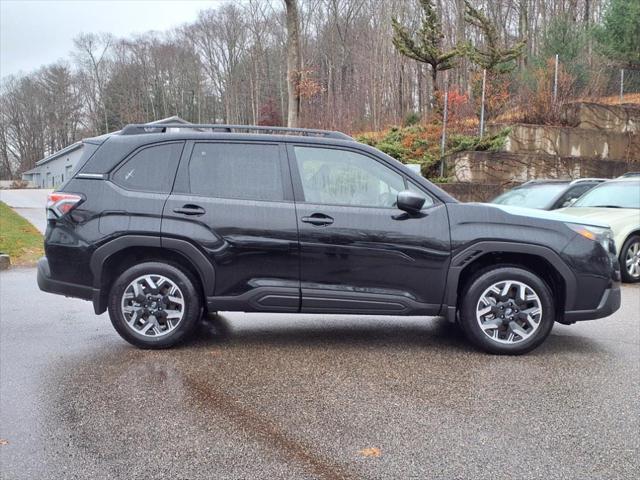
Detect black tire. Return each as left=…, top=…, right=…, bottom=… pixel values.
left=107, top=262, right=202, bottom=349
left=459, top=266, right=555, bottom=355
left=619, top=235, right=640, bottom=283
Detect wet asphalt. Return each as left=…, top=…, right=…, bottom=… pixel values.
left=1, top=267, right=638, bottom=480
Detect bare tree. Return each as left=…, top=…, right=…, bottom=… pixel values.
left=72, top=33, right=112, bottom=133
left=0, top=0, right=622, bottom=180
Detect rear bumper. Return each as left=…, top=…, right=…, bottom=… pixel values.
left=37, top=257, right=98, bottom=304
left=563, top=283, right=621, bottom=322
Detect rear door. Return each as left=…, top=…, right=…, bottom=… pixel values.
left=162, top=141, right=300, bottom=311
left=288, top=144, right=451, bottom=315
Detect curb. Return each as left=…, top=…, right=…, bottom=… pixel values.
left=0, top=254, right=10, bottom=271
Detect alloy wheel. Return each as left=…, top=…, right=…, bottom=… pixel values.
left=120, top=274, right=185, bottom=337
left=625, top=241, right=640, bottom=279
left=476, top=280, right=542, bottom=344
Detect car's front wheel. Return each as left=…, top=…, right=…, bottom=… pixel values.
left=108, top=262, right=202, bottom=348
left=620, top=235, right=640, bottom=283
left=459, top=266, right=555, bottom=355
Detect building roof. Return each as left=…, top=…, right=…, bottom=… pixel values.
left=36, top=141, right=83, bottom=167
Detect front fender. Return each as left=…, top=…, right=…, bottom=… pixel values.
left=441, top=241, right=577, bottom=321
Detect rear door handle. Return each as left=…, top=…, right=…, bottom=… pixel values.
left=173, top=204, right=206, bottom=216
left=301, top=213, right=334, bottom=226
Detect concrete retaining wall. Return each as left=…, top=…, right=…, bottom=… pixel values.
left=449, top=151, right=631, bottom=183
left=436, top=182, right=509, bottom=203
left=562, top=102, right=640, bottom=134
left=491, top=123, right=639, bottom=161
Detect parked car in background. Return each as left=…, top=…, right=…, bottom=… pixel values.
left=491, top=179, right=605, bottom=210
left=558, top=176, right=640, bottom=283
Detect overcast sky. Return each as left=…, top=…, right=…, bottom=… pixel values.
left=0, top=0, right=230, bottom=78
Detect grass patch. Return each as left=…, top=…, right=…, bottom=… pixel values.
left=0, top=201, right=43, bottom=266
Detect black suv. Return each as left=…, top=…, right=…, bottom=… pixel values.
left=38, top=124, right=621, bottom=354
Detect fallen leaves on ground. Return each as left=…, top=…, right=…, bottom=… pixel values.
left=358, top=447, right=381, bottom=458
left=0, top=439, right=9, bottom=446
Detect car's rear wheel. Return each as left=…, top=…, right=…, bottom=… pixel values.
left=620, top=235, right=640, bottom=283
left=108, top=262, right=202, bottom=348
left=459, top=266, right=555, bottom=355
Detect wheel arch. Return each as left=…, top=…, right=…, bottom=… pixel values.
left=90, top=235, right=215, bottom=314
left=619, top=230, right=640, bottom=281
left=621, top=229, right=640, bottom=250
left=442, top=241, right=576, bottom=322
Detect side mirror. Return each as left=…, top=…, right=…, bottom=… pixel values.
left=563, top=197, right=578, bottom=208
left=397, top=190, right=426, bottom=214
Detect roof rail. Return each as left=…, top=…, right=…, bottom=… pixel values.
left=120, top=123, right=354, bottom=141
left=520, top=179, right=568, bottom=185
left=569, top=178, right=606, bottom=185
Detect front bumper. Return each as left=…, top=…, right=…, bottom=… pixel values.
left=563, top=283, right=622, bottom=322
left=37, top=257, right=97, bottom=303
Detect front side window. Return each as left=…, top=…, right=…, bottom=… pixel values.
left=113, top=142, right=183, bottom=193
left=294, top=146, right=405, bottom=208
left=189, top=143, right=284, bottom=201
left=556, top=183, right=596, bottom=208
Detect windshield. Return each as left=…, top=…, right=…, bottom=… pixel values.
left=573, top=181, right=640, bottom=209
left=492, top=183, right=568, bottom=209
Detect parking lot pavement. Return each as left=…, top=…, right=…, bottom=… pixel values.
left=0, top=189, right=51, bottom=234
left=1, top=267, right=638, bottom=480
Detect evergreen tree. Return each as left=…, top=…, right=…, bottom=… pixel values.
left=392, top=0, right=461, bottom=94
left=596, top=0, right=640, bottom=68
left=463, top=0, right=526, bottom=73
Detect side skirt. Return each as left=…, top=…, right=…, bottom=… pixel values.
left=206, top=287, right=441, bottom=316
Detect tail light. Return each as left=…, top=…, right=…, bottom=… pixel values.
left=47, top=192, right=83, bottom=219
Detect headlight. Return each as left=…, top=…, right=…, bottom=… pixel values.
left=567, top=223, right=614, bottom=253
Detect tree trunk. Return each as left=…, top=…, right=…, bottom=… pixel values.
left=430, top=65, right=439, bottom=112
left=284, top=0, right=301, bottom=128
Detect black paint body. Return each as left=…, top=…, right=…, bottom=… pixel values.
left=38, top=131, right=621, bottom=324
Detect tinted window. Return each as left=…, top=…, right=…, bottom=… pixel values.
left=189, top=143, right=284, bottom=201
left=113, top=142, right=183, bottom=193
left=294, top=146, right=405, bottom=207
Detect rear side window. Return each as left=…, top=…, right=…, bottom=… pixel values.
left=189, top=143, right=284, bottom=201
left=113, top=142, right=183, bottom=193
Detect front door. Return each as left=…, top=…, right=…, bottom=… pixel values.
left=162, top=141, right=300, bottom=312
left=288, top=144, right=451, bottom=315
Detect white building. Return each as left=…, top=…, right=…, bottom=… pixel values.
left=22, top=142, right=83, bottom=188
left=22, top=116, right=191, bottom=188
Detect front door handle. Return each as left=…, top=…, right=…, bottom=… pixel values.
left=301, top=213, right=334, bottom=226
left=173, top=204, right=206, bottom=216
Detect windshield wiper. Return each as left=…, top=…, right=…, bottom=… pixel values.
left=589, top=205, right=622, bottom=208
